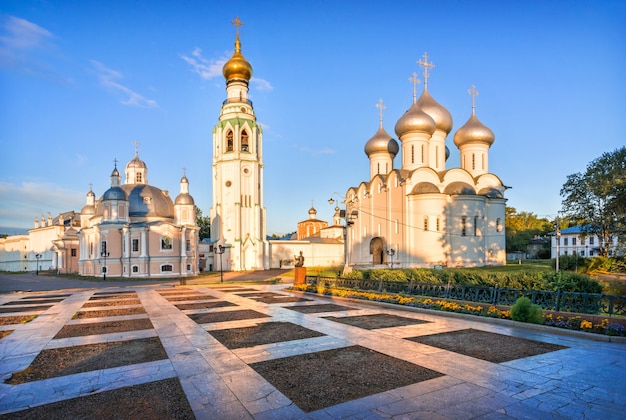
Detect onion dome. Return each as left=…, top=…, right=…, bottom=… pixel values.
left=175, top=175, right=195, bottom=205
left=223, top=37, right=252, bottom=82
left=394, top=102, right=436, bottom=139
left=308, top=207, right=317, bottom=219
left=416, top=89, right=453, bottom=133
left=364, top=126, right=399, bottom=157
left=478, top=187, right=504, bottom=199
left=121, top=184, right=174, bottom=219
left=81, top=189, right=96, bottom=215
left=453, top=114, right=495, bottom=147
left=445, top=145, right=450, bottom=161
left=126, top=156, right=147, bottom=170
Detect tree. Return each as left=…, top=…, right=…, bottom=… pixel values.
left=505, top=207, right=552, bottom=254
left=560, top=147, right=626, bottom=257
left=195, top=206, right=211, bottom=240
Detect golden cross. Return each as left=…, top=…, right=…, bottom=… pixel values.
left=409, top=72, right=421, bottom=103
left=182, top=166, right=187, bottom=176
left=89, top=182, right=93, bottom=191
left=133, top=140, right=140, bottom=157
left=417, top=52, right=434, bottom=89
left=376, top=98, right=386, bottom=128
left=232, top=16, right=244, bottom=37
left=468, top=84, right=479, bottom=114
left=113, top=158, right=118, bottom=168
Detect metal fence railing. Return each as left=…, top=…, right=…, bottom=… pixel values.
left=305, top=276, right=626, bottom=316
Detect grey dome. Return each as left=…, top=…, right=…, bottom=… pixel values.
left=395, top=102, right=436, bottom=139
left=175, top=193, right=195, bottom=205
left=364, top=126, right=399, bottom=157
left=103, top=186, right=127, bottom=201
left=444, top=182, right=476, bottom=195
left=121, top=184, right=175, bottom=219
left=410, top=182, right=440, bottom=195
left=416, top=89, right=453, bottom=133
left=453, top=114, right=495, bottom=147
left=478, top=187, right=504, bottom=198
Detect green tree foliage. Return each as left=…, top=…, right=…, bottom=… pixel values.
left=195, top=206, right=211, bottom=240
left=560, top=146, right=626, bottom=257
left=505, top=207, right=553, bottom=253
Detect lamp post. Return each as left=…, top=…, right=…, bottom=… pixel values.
left=35, top=253, right=41, bottom=275
left=216, top=245, right=225, bottom=283
left=101, top=251, right=109, bottom=280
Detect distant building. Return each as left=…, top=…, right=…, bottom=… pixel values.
left=551, top=225, right=622, bottom=258
left=343, top=55, right=507, bottom=270
left=0, top=153, right=200, bottom=278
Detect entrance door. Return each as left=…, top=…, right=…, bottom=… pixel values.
left=370, top=237, right=385, bottom=265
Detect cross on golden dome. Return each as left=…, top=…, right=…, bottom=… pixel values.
left=417, top=52, right=434, bottom=89
left=232, top=16, right=244, bottom=38
left=133, top=140, right=141, bottom=157
left=468, top=84, right=479, bottom=115
left=376, top=98, right=386, bottom=128
left=409, top=72, right=421, bottom=103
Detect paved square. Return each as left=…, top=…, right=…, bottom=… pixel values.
left=1, top=280, right=625, bottom=419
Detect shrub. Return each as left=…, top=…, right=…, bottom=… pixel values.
left=510, top=297, right=544, bottom=324
left=543, top=272, right=602, bottom=293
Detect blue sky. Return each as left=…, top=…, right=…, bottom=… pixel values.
left=1, top=0, right=625, bottom=236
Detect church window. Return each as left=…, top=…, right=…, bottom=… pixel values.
left=186, top=239, right=191, bottom=251
left=241, top=130, right=249, bottom=151
left=161, top=235, right=173, bottom=250
left=496, top=218, right=502, bottom=232
left=474, top=216, right=479, bottom=236
left=132, top=239, right=139, bottom=252
left=132, top=265, right=139, bottom=273
left=90, top=242, right=93, bottom=256
left=101, top=241, right=107, bottom=255
left=377, top=163, right=380, bottom=175
left=436, top=217, right=441, bottom=231
left=472, top=154, right=476, bottom=170
left=423, top=216, right=429, bottom=232
left=411, top=145, right=414, bottom=164
left=71, top=248, right=77, bottom=257
left=161, top=264, right=173, bottom=272
left=136, top=172, right=143, bottom=183
left=226, top=131, right=234, bottom=152
left=461, top=216, right=467, bottom=236
left=421, top=145, right=425, bottom=163
left=187, top=264, right=192, bottom=271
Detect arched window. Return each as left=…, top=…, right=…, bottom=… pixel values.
left=496, top=218, right=502, bottom=232
left=472, top=153, right=476, bottom=170
left=461, top=216, right=467, bottom=236
left=474, top=215, right=479, bottom=236
left=411, top=145, right=415, bottom=164
left=436, top=216, right=441, bottom=231
left=241, top=130, right=249, bottom=151
left=421, top=144, right=425, bottom=163
left=423, top=216, right=429, bottom=232
left=226, top=131, right=234, bottom=152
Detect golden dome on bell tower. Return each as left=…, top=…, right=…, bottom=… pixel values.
left=222, top=16, right=253, bottom=82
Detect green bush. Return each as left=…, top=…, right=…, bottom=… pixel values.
left=510, top=297, right=544, bottom=324
left=542, top=272, right=602, bottom=293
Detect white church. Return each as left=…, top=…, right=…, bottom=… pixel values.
left=343, top=55, right=507, bottom=269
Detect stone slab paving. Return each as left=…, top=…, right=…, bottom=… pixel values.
left=0, top=283, right=625, bottom=419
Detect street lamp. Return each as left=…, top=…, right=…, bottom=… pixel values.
left=35, top=253, right=41, bottom=275
left=216, top=245, right=225, bottom=283
left=101, top=251, right=109, bottom=280
left=386, top=248, right=395, bottom=269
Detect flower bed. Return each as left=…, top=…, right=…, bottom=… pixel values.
left=290, top=284, right=626, bottom=337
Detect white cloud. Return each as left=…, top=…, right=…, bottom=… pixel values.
left=0, top=15, right=52, bottom=51
left=251, top=77, right=273, bottom=91
left=90, top=60, right=158, bottom=108
left=181, top=47, right=226, bottom=80
left=0, top=181, right=85, bottom=229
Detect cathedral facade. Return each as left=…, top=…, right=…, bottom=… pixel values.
left=209, top=17, right=269, bottom=271
left=77, top=153, right=200, bottom=277
left=344, top=55, right=507, bottom=269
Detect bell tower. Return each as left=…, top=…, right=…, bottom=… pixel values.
left=210, top=17, right=268, bottom=271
